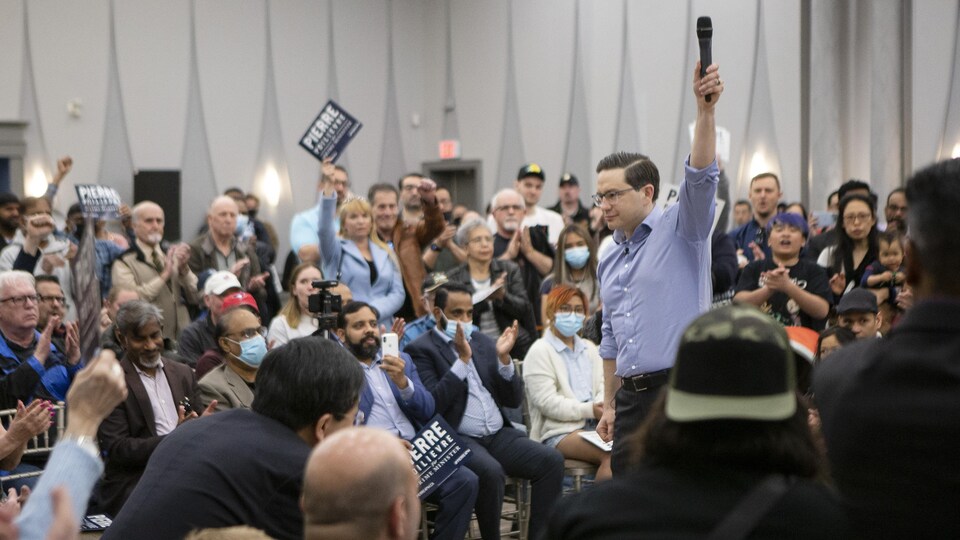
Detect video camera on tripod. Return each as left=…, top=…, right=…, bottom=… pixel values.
left=308, top=280, right=342, bottom=338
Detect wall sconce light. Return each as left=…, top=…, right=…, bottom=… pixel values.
left=261, top=164, right=281, bottom=207
left=748, top=149, right=773, bottom=179
left=952, top=143, right=960, bottom=159
left=26, top=166, right=48, bottom=197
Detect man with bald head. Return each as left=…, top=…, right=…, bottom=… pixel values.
left=112, top=201, right=199, bottom=343
left=189, top=196, right=269, bottom=316
left=302, top=427, right=420, bottom=540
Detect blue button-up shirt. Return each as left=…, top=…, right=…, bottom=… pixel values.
left=598, top=158, right=718, bottom=377
left=399, top=314, right=435, bottom=351
left=544, top=330, right=593, bottom=402
left=433, top=327, right=512, bottom=437
left=360, top=353, right=416, bottom=440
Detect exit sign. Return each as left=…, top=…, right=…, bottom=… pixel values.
left=439, top=140, right=461, bottom=160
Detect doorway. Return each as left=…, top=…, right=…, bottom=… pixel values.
left=422, top=160, right=482, bottom=213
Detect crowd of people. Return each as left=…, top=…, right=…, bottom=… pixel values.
left=0, top=57, right=953, bottom=540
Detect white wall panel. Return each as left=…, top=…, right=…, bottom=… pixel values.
left=269, top=0, right=330, bottom=208
left=765, top=1, right=802, bottom=202
left=392, top=0, right=429, bottom=175
left=912, top=0, right=958, bottom=168
left=0, top=0, right=24, bottom=119
left=512, top=0, right=575, bottom=199
left=333, top=0, right=388, bottom=191
left=450, top=0, right=508, bottom=194
left=27, top=0, right=110, bottom=213
left=195, top=0, right=266, bottom=195
left=114, top=0, right=191, bottom=169
left=582, top=0, right=625, bottom=188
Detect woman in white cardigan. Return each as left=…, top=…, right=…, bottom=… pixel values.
left=523, top=285, right=610, bottom=480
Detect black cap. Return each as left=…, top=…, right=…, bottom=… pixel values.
left=836, top=288, right=879, bottom=315
left=559, top=173, right=579, bottom=187
left=517, top=163, right=545, bottom=181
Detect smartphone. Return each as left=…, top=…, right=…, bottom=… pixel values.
left=382, top=333, right=399, bottom=357
left=813, top=211, right=836, bottom=229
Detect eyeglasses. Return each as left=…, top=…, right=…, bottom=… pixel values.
left=467, top=236, right=494, bottom=245
left=557, top=305, right=586, bottom=315
left=494, top=204, right=524, bottom=213
left=591, top=188, right=636, bottom=207
left=38, top=295, right=68, bottom=305
left=229, top=327, right=267, bottom=340
left=843, top=213, right=872, bottom=224
left=0, top=295, right=39, bottom=306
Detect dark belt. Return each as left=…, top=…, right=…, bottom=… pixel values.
left=620, top=369, right=671, bottom=392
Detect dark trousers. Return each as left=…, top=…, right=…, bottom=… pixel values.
left=424, top=466, right=478, bottom=540
left=610, top=385, right=666, bottom=475
left=463, top=427, right=564, bottom=539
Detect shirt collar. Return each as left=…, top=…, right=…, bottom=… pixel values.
left=135, top=238, right=162, bottom=258
left=544, top=328, right=585, bottom=354
left=613, top=205, right=663, bottom=245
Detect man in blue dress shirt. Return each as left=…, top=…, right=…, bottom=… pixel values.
left=595, top=62, right=725, bottom=475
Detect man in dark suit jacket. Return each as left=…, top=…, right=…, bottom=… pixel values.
left=94, top=300, right=209, bottom=517
left=406, top=283, right=563, bottom=540
left=104, top=335, right=365, bottom=540
left=336, top=301, right=477, bottom=540
left=814, top=159, right=960, bottom=537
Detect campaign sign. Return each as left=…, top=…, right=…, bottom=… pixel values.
left=75, top=185, right=122, bottom=219
left=410, top=416, right=472, bottom=499
left=299, top=100, right=363, bottom=163
left=658, top=182, right=725, bottom=234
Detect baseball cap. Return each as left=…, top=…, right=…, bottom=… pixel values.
left=559, top=173, right=579, bottom=187
left=221, top=291, right=259, bottom=314
left=422, top=272, right=449, bottom=294
left=665, top=304, right=797, bottom=422
left=517, top=163, right=545, bottom=182
left=836, top=288, right=878, bottom=315
left=203, top=271, right=243, bottom=296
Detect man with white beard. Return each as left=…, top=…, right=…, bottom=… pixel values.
left=112, top=202, right=200, bottom=345
left=490, top=188, right=554, bottom=326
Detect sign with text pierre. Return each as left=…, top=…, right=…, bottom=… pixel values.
left=410, top=416, right=472, bottom=499
left=299, top=100, right=363, bottom=164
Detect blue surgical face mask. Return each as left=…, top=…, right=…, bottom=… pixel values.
left=553, top=313, right=585, bottom=337
left=564, top=246, right=590, bottom=269
left=235, top=214, right=249, bottom=234
left=228, top=334, right=267, bottom=368
left=441, top=314, right=475, bottom=340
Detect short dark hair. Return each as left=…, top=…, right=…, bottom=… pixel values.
left=886, top=187, right=906, bottom=205
left=434, top=283, right=474, bottom=311
left=215, top=307, right=249, bottom=346
left=397, top=173, right=424, bottom=190
left=367, top=183, right=399, bottom=202
left=877, top=229, right=903, bottom=248
left=905, top=158, right=960, bottom=295
left=223, top=187, right=244, bottom=197
left=838, top=179, right=872, bottom=200
left=252, top=337, right=364, bottom=430
left=734, top=199, right=751, bottom=209
left=750, top=172, right=781, bottom=191
left=630, top=393, right=822, bottom=479
left=595, top=152, right=660, bottom=202
left=827, top=190, right=840, bottom=207
left=815, top=326, right=856, bottom=363
left=67, top=203, right=83, bottom=217
left=35, top=275, right=61, bottom=286
left=336, top=301, right=379, bottom=330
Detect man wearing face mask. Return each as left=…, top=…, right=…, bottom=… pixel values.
left=406, top=283, right=564, bottom=540
left=335, top=300, right=478, bottom=540
left=198, top=306, right=265, bottom=411
left=195, top=291, right=263, bottom=379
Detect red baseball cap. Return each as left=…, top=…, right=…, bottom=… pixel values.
left=220, top=291, right=259, bottom=314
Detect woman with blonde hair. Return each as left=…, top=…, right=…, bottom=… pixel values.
left=317, top=160, right=404, bottom=326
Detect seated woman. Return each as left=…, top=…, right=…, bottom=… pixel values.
left=540, top=224, right=600, bottom=324
left=524, top=285, right=609, bottom=480
left=267, top=263, right=352, bottom=346
left=548, top=304, right=850, bottom=538
left=317, top=159, right=404, bottom=327
left=445, top=217, right=538, bottom=359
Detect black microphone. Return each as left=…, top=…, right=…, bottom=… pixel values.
left=697, top=16, right=713, bottom=103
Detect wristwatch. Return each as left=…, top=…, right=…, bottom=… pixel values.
left=430, top=243, right=442, bottom=252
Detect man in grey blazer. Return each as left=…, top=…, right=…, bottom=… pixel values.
left=199, top=306, right=265, bottom=411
